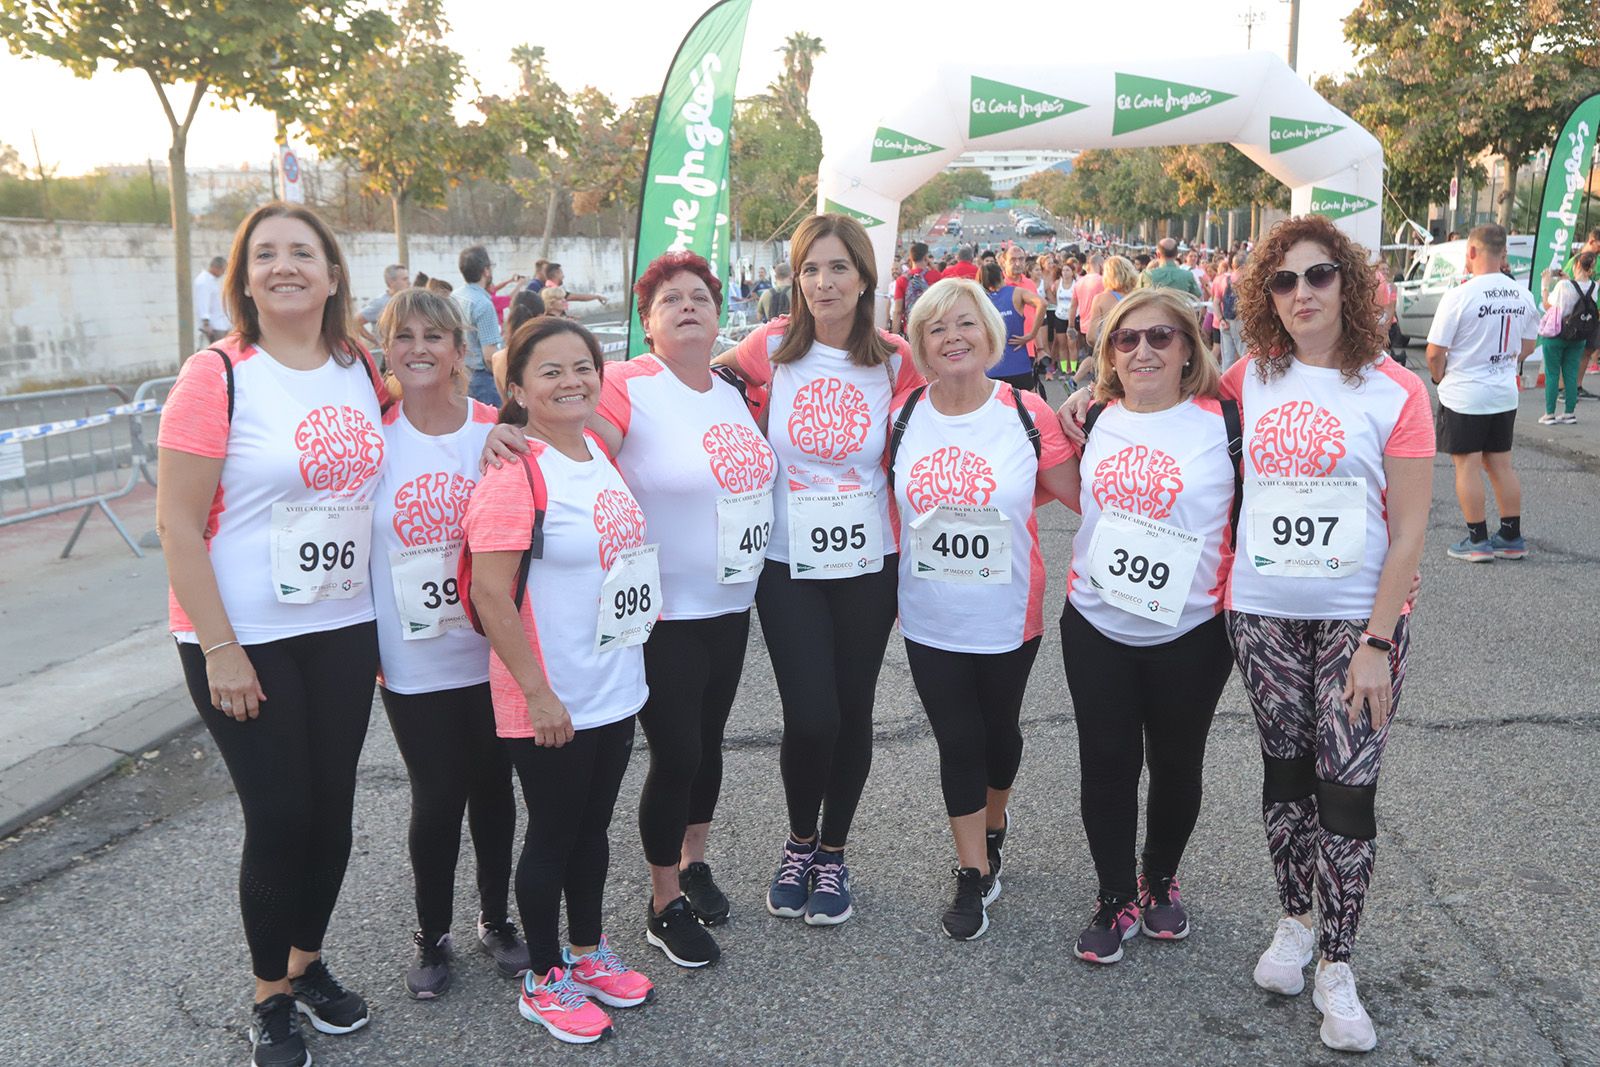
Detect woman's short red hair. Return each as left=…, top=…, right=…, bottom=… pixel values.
left=633, top=251, right=723, bottom=326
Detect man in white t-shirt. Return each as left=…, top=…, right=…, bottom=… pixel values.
left=1426, top=224, right=1539, bottom=562
left=192, top=256, right=230, bottom=344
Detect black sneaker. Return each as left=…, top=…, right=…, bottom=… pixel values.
left=645, top=896, right=721, bottom=968
left=986, top=810, right=1009, bottom=885
left=291, top=958, right=370, bottom=1035
left=678, top=861, right=731, bottom=926
left=476, top=913, right=531, bottom=978
left=249, top=993, right=309, bottom=1067
left=940, top=866, right=997, bottom=941
left=405, top=931, right=451, bottom=1000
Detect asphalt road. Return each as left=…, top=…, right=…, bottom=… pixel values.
left=2, top=369, right=1598, bottom=1066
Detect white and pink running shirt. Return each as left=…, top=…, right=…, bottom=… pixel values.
left=461, top=435, right=648, bottom=738
left=732, top=318, right=924, bottom=571
left=158, top=340, right=389, bottom=644
left=1067, top=397, right=1236, bottom=647
left=595, top=353, right=776, bottom=620
left=893, top=382, right=1074, bottom=653
left=1221, top=355, right=1435, bottom=621
left=369, top=400, right=498, bottom=695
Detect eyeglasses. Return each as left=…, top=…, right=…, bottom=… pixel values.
left=1265, top=262, right=1340, bottom=295
left=1107, top=325, right=1181, bottom=352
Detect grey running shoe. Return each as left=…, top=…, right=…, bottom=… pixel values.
left=477, top=913, right=530, bottom=978
left=405, top=931, right=451, bottom=999
left=1138, top=873, right=1189, bottom=940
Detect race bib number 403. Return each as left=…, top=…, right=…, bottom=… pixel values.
left=909, top=504, right=1012, bottom=585
left=271, top=501, right=372, bottom=604
left=787, top=489, right=883, bottom=579
left=1246, top=478, right=1365, bottom=578
left=1086, top=507, right=1203, bottom=628
left=389, top=540, right=467, bottom=640
left=716, top=488, right=774, bottom=585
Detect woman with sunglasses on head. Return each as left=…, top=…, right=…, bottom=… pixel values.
left=890, top=278, right=1077, bottom=940
left=1058, top=289, right=1242, bottom=966
left=714, top=213, right=924, bottom=927
left=1223, top=215, right=1433, bottom=1054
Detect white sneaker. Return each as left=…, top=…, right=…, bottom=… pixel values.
left=1313, top=961, right=1378, bottom=1052
left=1538, top=413, right=1559, bottom=425
left=1253, top=916, right=1315, bottom=995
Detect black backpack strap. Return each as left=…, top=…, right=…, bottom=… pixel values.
left=1008, top=384, right=1042, bottom=460
left=1221, top=398, right=1244, bottom=550
left=1083, top=401, right=1107, bottom=437
left=886, top=384, right=927, bottom=492
left=712, top=363, right=749, bottom=402
left=205, top=346, right=234, bottom=424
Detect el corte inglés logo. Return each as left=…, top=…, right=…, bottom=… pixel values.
left=822, top=199, right=886, bottom=229
left=1112, top=73, right=1236, bottom=135
left=872, top=127, right=942, bottom=162
left=1307, top=187, right=1378, bottom=219
left=1269, top=116, right=1345, bottom=153
left=969, top=76, right=1086, bottom=138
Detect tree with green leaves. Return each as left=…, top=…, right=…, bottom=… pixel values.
left=731, top=30, right=826, bottom=241
left=0, top=0, right=392, bottom=360
left=565, top=88, right=651, bottom=295
left=487, top=44, right=577, bottom=257
left=304, top=0, right=502, bottom=263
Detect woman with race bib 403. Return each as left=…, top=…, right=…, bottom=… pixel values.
left=890, top=278, right=1077, bottom=940
left=716, top=214, right=924, bottom=927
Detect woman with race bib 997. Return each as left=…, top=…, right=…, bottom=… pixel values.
left=716, top=214, right=924, bottom=926
left=891, top=278, right=1076, bottom=940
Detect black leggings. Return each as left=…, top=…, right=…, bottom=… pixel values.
left=637, top=611, right=751, bottom=867
left=381, top=683, right=516, bottom=936
left=755, top=556, right=899, bottom=845
left=505, top=717, right=635, bottom=976
left=178, top=622, right=377, bottom=983
left=904, top=637, right=1041, bottom=817
left=1060, top=603, right=1232, bottom=901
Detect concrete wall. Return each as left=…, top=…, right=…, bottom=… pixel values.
left=0, top=218, right=783, bottom=393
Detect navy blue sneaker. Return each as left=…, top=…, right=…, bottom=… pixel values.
left=1488, top=533, right=1527, bottom=560
left=766, top=837, right=816, bottom=918
left=1446, top=536, right=1494, bottom=562
left=804, top=850, right=853, bottom=926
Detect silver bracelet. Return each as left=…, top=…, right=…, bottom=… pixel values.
left=202, top=639, right=240, bottom=657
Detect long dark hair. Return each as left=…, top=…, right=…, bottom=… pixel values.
left=222, top=202, right=359, bottom=365
left=770, top=213, right=897, bottom=369
left=497, top=317, right=606, bottom=425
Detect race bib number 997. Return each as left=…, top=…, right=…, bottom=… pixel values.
left=1246, top=478, right=1365, bottom=578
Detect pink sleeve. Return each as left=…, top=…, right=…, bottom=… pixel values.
left=594, top=370, right=633, bottom=437
left=470, top=401, right=499, bottom=424
left=888, top=335, right=925, bottom=403
left=1020, top=389, right=1079, bottom=467
left=157, top=349, right=231, bottom=459
left=1380, top=363, right=1437, bottom=458
left=1219, top=359, right=1248, bottom=404
left=733, top=321, right=780, bottom=386
left=463, top=459, right=536, bottom=553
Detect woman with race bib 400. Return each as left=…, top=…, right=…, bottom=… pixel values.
left=891, top=278, right=1076, bottom=940
left=158, top=203, right=387, bottom=1067
left=716, top=214, right=924, bottom=927
left=1225, top=215, right=1433, bottom=1055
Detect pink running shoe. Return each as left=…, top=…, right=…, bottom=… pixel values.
left=1138, top=873, right=1189, bottom=940
left=564, top=936, right=655, bottom=1008
left=518, top=966, right=612, bottom=1045
left=1073, top=895, right=1142, bottom=964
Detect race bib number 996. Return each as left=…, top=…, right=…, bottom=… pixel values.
left=271, top=501, right=373, bottom=604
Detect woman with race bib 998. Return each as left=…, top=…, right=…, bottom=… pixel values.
left=891, top=278, right=1076, bottom=940
left=1225, top=215, right=1433, bottom=1055
left=717, top=214, right=924, bottom=926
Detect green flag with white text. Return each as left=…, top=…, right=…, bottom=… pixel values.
left=1530, top=93, right=1600, bottom=294
left=627, top=0, right=753, bottom=357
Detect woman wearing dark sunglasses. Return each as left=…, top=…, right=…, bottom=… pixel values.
left=1056, top=288, right=1241, bottom=965
left=1222, top=214, right=1433, bottom=1054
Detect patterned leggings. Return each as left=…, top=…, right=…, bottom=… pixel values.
left=1226, top=612, right=1410, bottom=963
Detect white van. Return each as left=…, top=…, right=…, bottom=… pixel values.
left=1394, top=235, right=1534, bottom=344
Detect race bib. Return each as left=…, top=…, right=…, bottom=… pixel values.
left=716, top=488, right=774, bottom=585
left=1086, top=507, right=1204, bottom=628
left=787, top=489, right=883, bottom=579
left=389, top=540, right=467, bottom=640
left=270, top=501, right=373, bottom=604
left=596, top=544, right=660, bottom=653
left=1247, top=478, right=1366, bottom=578
left=908, top=505, right=1012, bottom=585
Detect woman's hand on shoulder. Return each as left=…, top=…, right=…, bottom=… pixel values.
left=480, top=423, right=528, bottom=472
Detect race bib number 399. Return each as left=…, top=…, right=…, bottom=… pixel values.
left=1086, top=507, right=1203, bottom=627
left=271, top=501, right=373, bottom=604
left=787, top=489, right=883, bottom=580
left=1246, top=477, right=1366, bottom=578
left=389, top=540, right=467, bottom=640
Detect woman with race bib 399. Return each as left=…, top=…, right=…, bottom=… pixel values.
left=890, top=278, right=1076, bottom=940
left=716, top=214, right=924, bottom=926
left=1224, top=215, right=1433, bottom=1055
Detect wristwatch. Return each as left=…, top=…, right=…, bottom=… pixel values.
left=1359, top=630, right=1394, bottom=652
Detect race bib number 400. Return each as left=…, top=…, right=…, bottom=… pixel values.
left=787, top=489, right=883, bottom=580
left=909, top=505, right=1012, bottom=585
left=389, top=540, right=467, bottom=640
left=596, top=544, right=661, bottom=653
left=1247, top=478, right=1365, bottom=578
left=1087, top=508, right=1203, bottom=628
left=716, top=488, right=774, bottom=585
left=271, top=501, right=373, bottom=604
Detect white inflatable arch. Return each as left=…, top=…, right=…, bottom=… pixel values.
left=814, top=52, right=1384, bottom=302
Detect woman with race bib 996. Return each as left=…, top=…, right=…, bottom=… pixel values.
left=890, top=278, right=1076, bottom=940
left=716, top=214, right=924, bottom=927
left=1057, top=288, right=1241, bottom=966
left=463, top=318, right=655, bottom=1045
left=1225, top=215, right=1433, bottom=1054
left=157, top=203, right=388, bottom=1067
left=368, top=288, right=527, bottom=1000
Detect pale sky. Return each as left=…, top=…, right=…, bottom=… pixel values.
left=5, top=0, right=1363, bottom=177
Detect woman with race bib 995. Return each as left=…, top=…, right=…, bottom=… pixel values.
left=890, top=278, right=1076, bottom=940
left=368, top=289, right=526, bottom=1000
left=716, top=214, right=924, bottom=926
left=463, top=318, right=655, bottom=1045
left=157, top=203, right=387, bottom=1067
left=1225, top=215, right=1433, bottom=1054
